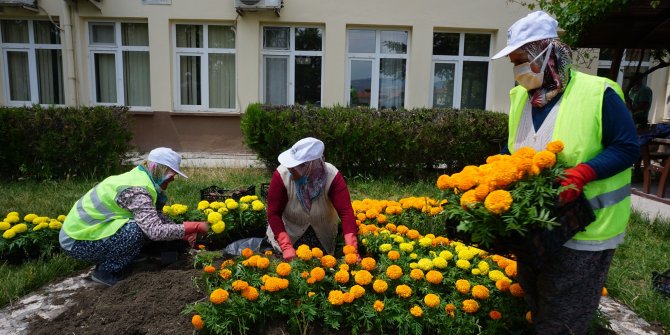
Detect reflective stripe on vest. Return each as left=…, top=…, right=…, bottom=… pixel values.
left=508, top=70, right=631, bottom=242
left=62, top=167, right=157, bottom=241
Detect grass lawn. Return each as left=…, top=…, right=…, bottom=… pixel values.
left=0, top=167, right=668, bottom=332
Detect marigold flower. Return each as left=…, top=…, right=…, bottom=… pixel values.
left=455, top=279, right=471, bottom=294
left=360, top=257, right=376, bottom=271
left=424, top=293, right=441, bottom=308
left=488, top=269, right=505, bottom=281
left=334, top=270, right=350, bottom=284
left=460, top=190, right=479, bottom=209
left=344, top=253, right=358, bottom=265
left=340, top=292, right=354, bottom=303
left=276, top=262, right=292, bottom=277
left=436, top=174, right=453, bottom=190
left=510, top=283, right=525, bottom=297
left=373, top=300, right=384, bottom=313
left=426, top=270, right=443, bottom=285
left=320, top=255, right=337, bottom=269
left=396, top=225, right=409, bottom=234
left=209, top=288, right=229, bottom=304
left=477, top=261, right=490, bottom=274
left=526, top=311, right=533, bottom=323
left=484, top=190, right=513, bottom=215
left=602, top=287, right=608, bottom=297
left=219, top=268, right=232, bottom=280
left=385, top=223, right=397, bottom=232
left=328, top=290, right=344, bottom=305
left=356, top=213, right=367, bottom=222
left=410, top=305, right=423, bottom=317
left=12, top=223, right=27, bottom=233
left=489, top=310, right=502, bottom=320
left=241, top=286, right=259, bottom=301
left=456, top=259, right=471, bottom=269
left=204, top=265, right=216, bottom=274
left=533, top=150, right=557, bottom=169
left=310, top=267, right=326, bottom=282
left=354, top=270, right=373, bottom=285
left=406, top=229, right=420, bottom=240
left=418, top=258, right=434, bottom=271
left=495, top=279, right=511, bottom=292
left=339, top=264, right=349, bottom=272
left=343, top=245, right=356, bottom=255
left=409, top=269, right=424, bottom=281
left=399, top=242, right=413, bottom=253
left=396, top=284, right=412, bottom=298
left=296, top=247, right=313, bottom=261
left=546, top=140, right=564, bottom=154
left=439, top=250, right=454, bottom=260
left=386, top=265, right=403, bottom=280
left=308, top=292, right=316, bottom=297
left=504, top=261, right=518, bottom=277
left=453, top=172, right=478, bottom=191
left=232, top=280, right=249, bottom=291
left=472, top=285, right=490, bottom=300
left=191, top=314, right=204, bottom=330
left=445, top=303, right=456, bottom=313
left=376, top=214, right=387, bottom=224
left=373, top=279, right=388, bottom=293
left=462, top=299, right=479, bottom=314
left=256, top=257, right=270, bottom=269
left=211, top=222, right=225, bottom=234
left=350, top=284, right=366, bottom=298
left=385, top=251, right=399, bottom=261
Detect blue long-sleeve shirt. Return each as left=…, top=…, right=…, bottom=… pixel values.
left=503, top=88, right=639, bottom=179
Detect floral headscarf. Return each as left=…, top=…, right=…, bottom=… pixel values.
left=142, top=160, right=175, bottom=193
left=521, top=38, right=573, bottom=107
left=292, top=157, right=327, bottom=213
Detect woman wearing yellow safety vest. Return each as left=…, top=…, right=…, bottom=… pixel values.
left=491, top=11, right=640, bottom=335
left=59, top=147, right=209, bottom=286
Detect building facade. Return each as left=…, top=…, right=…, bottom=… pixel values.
left=0, top=0, right=668, bottom=155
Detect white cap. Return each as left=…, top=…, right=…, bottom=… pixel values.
left=491, top=11, right=558, bottom=60
left=278, top=137, right=325, bottom=168
left=147, top=147, right=188, bottom=178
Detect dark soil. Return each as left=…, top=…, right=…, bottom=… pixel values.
left=30, top=255, right=202, bottom=335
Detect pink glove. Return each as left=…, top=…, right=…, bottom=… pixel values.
left=559, top=163, right=597, bottom=204
left=344, top=233, right=360, bottom=259
left=184, top=221, right=209, bottom=235
left=183, top=233, right=197, bottom=247
left=276, top=232, right=296, bottom=261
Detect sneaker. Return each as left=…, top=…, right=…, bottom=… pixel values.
left=91, top=269, right=119, bottom=286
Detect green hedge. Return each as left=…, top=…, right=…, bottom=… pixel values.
left=0, top=105, right=134, bottom=180
left=241, top=104, right=509, bottom=180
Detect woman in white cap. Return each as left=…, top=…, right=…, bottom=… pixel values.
left=266, top=137, right=358, bottom=260
left=492, top=11, right=639, bottom=335
left=59, top=147, right=209, bottom=286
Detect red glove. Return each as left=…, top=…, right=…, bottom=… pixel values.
left=276, top=232, right=296, bottom=261
left=184, top=221, right=209, bottom=235
left=559, top=163, right=597, bottom=204
left=344, top=232, right=360, bottom=260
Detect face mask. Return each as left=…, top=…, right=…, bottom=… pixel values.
left=513, top=43, right=553, bottom=90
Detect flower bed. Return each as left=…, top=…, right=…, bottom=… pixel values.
left=0, top=212, right=64, bottom=262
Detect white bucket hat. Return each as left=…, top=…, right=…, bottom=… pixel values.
left=147, top=147, right=188, bottom=178
left=491, top=11, right=558, bottom=60
left=278, top=137, right=325, bottom=168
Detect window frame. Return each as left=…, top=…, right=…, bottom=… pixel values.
left=260, top=25, right=324, bottom=106
left=345, top=28, right=409, bottom=109
left=597, top=49, right=653, bottom=89
left=0, top=19, right=64, bottom=106
left=87, top=21, right=151, bottom=111
left=430, top=31, right=492, bottom=110
left=172, top=22, right=237, bottom=113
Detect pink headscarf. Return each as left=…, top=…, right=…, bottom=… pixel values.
left=292, top=157, right=327, bottom=212
left=521, top=39, right=573, bottom=107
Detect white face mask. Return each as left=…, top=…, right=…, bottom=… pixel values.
left=513, top=43, right=553, bottom=90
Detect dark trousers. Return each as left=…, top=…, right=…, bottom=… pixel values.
left=517, top=247, right=615, bottom=335
left=66, top=222, right=145, bottom=273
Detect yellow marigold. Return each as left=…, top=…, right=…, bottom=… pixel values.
left=310, top=267, right=326, bottom=282
left=510, top=283, right=525, bottom=297
left=546, top=140, right=564, bottom=154
left=472, top=285, right=490, bottom=300
left=350, top=285, right=366, bottom=298
left=455, top=279, right=471, bottom=294
left=436, top=174, right=453, bottom=190
left=456, top=259, right=471, bottom=269
left=426, top=270, right=443, bottom=285
left=410, top=305, right=423, bottom=317
left=365, top=208, right=379, bottom=219
left=328, top=290, right=344, bottom=305
left=386, top=265, right=403, bottom=280
left=344, top=253, right=358, bottom=265
left=387, top=250, right=400, bottom=261
left=483, top=190, right=513, bottom=215
left=12, top=223, right=27, bottom=233
left=354, top=270, right=372, bottom=285
left=526, top=311, right=533, bottom=324
left=373, top=300, right=384, bottom=313
left=204, top=265, right=216, bottom=274
left=320, top=255, right=337, bottom=269
left=361, top=257, right=376, bottom=271
left=343, top=245, right=356, bottom=255
left=504, top=261, right=518, bottom=277
left=495, top=279, right=511, bottom=292
left=373, top=279, right=388, bottom=293
left=241, top=248, right=254, bottom=259
left=424, top=293, right=441, bottom=308
left=296, top=247, right=313, bottom=261
left=439, top=250, right=454, bottom=260
left=276, top=262, right=292, bottom=277
left=395, top=284, right=412, bottom=298
left=334, top=270, right=350, bottom=284
left=462, top=299, right=479, bottom=314
left=477, top=261, right=490, bottom=274
left=256, top=257, right=270, bottom=269
left=209, top=288, right=229, bottom=304
left=219, top=268, right=232, bottom=280
left=241, top=286, right=259, bottom=301
left=460, top=190, right=479, bottom=209
left=418, top=258, right=434, bottom=271
left=410, top=269, right=424, bottom=281
left=311, top=247, right=324, bottom=258
left=399, top=242, right=413, bottom=253
left=489, top=310, right=502, bottom=320
left=308, top=292, right=316, bottom=297
left=356, top=213, right=366, bottom=222
left=488, top=269, right=505, bottom=281
left=406, top=229, right=420, bottom=240
left=232, top=280, right=249, bottom=291
left=532, top=150, right=557, bottom=169
left=191, top=314, right=204, bottom=330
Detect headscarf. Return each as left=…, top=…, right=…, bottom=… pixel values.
left=292, top=157, right=327, bottom=213
left=521, top=38, right=573, bottom=108
left=141, top=160, right=175, bottom=193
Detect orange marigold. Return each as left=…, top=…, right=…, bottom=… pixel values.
left=510, top=283, right=525, bottom=297
left=462, top=299, right=479, bottom=314
left=602, top=287, right=608, bottom=297
left=377, top=214, right=387, bottom=224
left=424, top=293, right=441, bottom=308
left=387, top=250, right=400, bottom=260
left=489, top=310, right=502, bottom=320
left=396, top=225, right=409, bottom=234
left=395, top=284, right=412, bottom=298
left=426, top=270, right=443, bottom=285
left=311, top=247, right=324, bottom=258
left=231, top=280, right=249, bottom=291
left=310, top=267, right=326, bottom=282
left=532, top=150, right=556, bottom=169
left=504, top=261, right=517, bottom=277
left=406, top=229, right=420, bottom=240
left=276, top=262, right=292, bottom=277
left=320, top=255, right=338, bottom=269
left=385, top=223, right=397, bottom=232
left=436, top=174, right=453, bottom=190
left=495, top=279, right=511, bottom=292
left=445, top=303, right=456, bottom=313
left=342, top=292, right=355, bottom=303
left=471, top=285, right=490, bottom=300
left=191, top=314, right=204, bottom=330
left=513, top=146, right=537, bottom=160
left=344, top=253, right=358, bottom=265
left=455, top=279, right=471, bottom=294
left=209, top=288, right=229, bottom=304
left=373, top=279, right=388, bottom=293
left=256, top=257, right=270, bottom=269
left=219, top=269, right=232, bottom=280
left=241, top=247, right=254, bottom=258
left=546, top=140, right=564, bottom=154
left=373, top=300, right=385, bottom=313
left=460, top=190, right=479, bottom=209
left=354, top=270, right=373, bottom=285
left=473, top=183, right=490, bottom=201
left=334, top=270, right=350, bottom=284
left=328, top=290, right=344, bottom=305
left=386, top=265, right=403, bottom=280
left=361, top=257, right=377, bottom=271
left=241, top=286, right=259, bottom=301
left=526, top=311, right=533, bottom=324
left=350, top=284, right=366, bottom=298
left=410, top=269, right=424, bottom=281
left=343, top=245, right=357, bottom=255
left=204, top=265, right=216, bottom=274
left=484, top=190, right=513, bottom=215
left=410, top=305, right=423, bottom=317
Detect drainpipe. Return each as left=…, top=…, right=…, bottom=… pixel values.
left=60, top=0, right=79, bottom=106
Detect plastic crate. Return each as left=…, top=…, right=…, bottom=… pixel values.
left=260, top=183, right=270, bottom=200
left=199, top=185, right=256, bottom=202
left=652, top=269, right=670, bottom=297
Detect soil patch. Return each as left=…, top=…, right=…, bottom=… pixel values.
left=30, top=257, right=201, bottom=335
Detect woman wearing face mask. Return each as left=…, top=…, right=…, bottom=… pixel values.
left=491, top=11, right=639, bottom=335
left=59, top=147, right=209, bottom=286
left=266, top=137, right=358, bottom=260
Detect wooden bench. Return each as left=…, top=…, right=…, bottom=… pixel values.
left=641, top=137, right=670, bottom=198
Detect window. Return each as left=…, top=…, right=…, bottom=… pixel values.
left=89, top=22, right=150, bottom=108
left=347, top=29, right=408, bottom=109
left=431, top=32, right=491, bottom=110
left=0, top=19, right=64, bottom=105
left=597, top=48, right=652, bottom=91
left=261, top=26, right=323, bottom=106
left=174, top=24, right=236, bottom=111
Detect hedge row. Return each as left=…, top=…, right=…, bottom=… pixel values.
left=0, top=105, right=134, bottom=180
left=241, top=104, right=509, bottom=180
